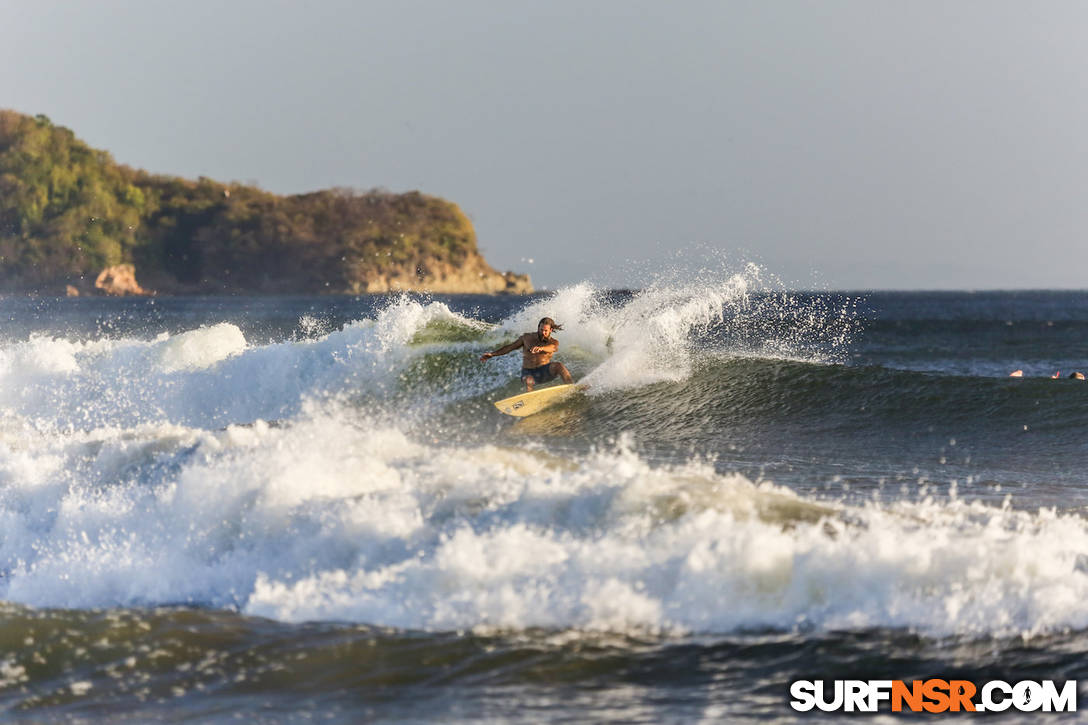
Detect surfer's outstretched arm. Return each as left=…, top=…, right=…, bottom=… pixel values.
left=480, top=338, right=523, bottom=362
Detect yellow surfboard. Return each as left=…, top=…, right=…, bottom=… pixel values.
left=493, top=384, right=586, bottom=417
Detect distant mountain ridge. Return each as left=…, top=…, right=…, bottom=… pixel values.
left=0, top=110, right=531, bottom=295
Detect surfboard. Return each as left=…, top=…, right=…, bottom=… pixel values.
left=493, top=383, right=586, bottom=417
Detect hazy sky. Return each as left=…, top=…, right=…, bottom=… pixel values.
left=4, top=1, right=1088, bottom=290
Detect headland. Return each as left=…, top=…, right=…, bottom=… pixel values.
left=0, top=110, right=531, bottom=296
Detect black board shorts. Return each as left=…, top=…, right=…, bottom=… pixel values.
left=521, top=364, right=556, bottom=384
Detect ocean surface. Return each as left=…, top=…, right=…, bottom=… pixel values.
left=2, top=270, right=1088, bottom=721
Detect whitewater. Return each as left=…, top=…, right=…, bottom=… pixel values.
left=2, top=273, right=1088, bottom=720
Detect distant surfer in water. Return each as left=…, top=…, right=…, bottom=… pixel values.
left=480, top=317, right=574, bottom=391
left=1008, top=369, right=1085, bottom=379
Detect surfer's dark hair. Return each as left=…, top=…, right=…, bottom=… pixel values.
left=539, top=317, right=563, bottom=331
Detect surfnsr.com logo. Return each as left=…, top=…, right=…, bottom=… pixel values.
left=790, top=679, right=1077, bottom=713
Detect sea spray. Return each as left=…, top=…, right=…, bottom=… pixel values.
left=489, top=266, right=858, bottom=392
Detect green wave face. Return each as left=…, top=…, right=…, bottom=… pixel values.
left=408, top=317, right=491, bottom=345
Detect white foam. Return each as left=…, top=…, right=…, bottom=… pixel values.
left=157, top=323, right=247, bottom=373
left=1, top=405, right=1087, bottom=639
left=0, top=300, right=485, bottom=429
left=3, top=284, right=1059, bottom=639
left=0, top=270, right=852, bottom=433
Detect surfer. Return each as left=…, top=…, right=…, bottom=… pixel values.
left=1009, top=370, right=1086, bottom=379
left=480, top=317, right=574, bottom=391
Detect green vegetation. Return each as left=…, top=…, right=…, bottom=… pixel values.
left=0, top=110, right=501, bottom=294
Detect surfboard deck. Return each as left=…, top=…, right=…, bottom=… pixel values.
left=493, top=383, right=587, bottom=417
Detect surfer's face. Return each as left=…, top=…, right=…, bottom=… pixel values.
left=538, top=323, right=552, bottom=339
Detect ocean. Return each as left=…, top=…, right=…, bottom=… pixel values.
left=1, top=269, right=1087, bottom=721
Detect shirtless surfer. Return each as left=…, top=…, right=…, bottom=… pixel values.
left=479, top=317, right=574, bottom=391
